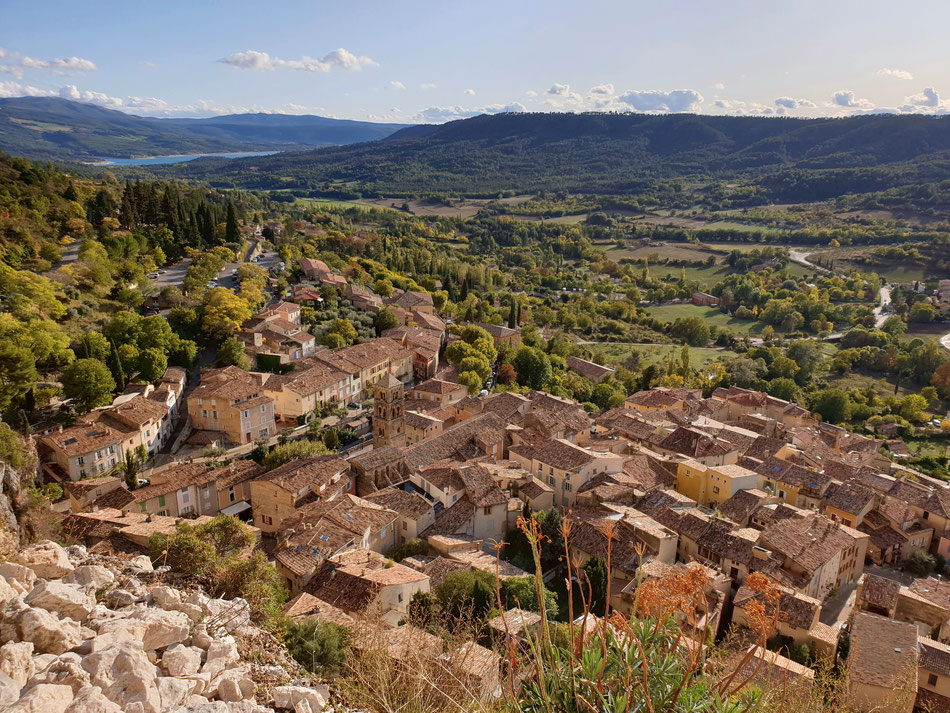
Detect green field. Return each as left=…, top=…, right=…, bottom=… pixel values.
left=593, top=342, right=734, bottom=369
left=645, top=303, right=762, bottom=334
left=605, top=242, right=713, bottom=262
left=652, top=264, right=730, bottom=288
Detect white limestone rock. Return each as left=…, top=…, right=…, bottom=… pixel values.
left=128, top=608, right=191, bottom=650
left=63, top=565, right=115, bottom=593
left=17, top=607, right=83, bottom=654
left=81, top=641, right=161, bottom=713
left=0, top=562, right=35, bottom=593
left=25, top=580, right=96, bottom=624
left=6, top=682, right=74, bottom=713
left=0, top=640, right=34, bottom=687
left=64, top=685, right=121, bottom=713
left=13, top=541, right=74, bottom=579
left=201, top=640, right=239, bottom=677
left=272, top=684, right=329, bottom=713
left=157, top=675, right=193, bottom=708
left=127, top=555, right=154, bottom=574
left=161, top=643, right=203, bottom=677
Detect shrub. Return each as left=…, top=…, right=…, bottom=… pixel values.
left=284, top=618, right=351, bottom=675
left=385, top=538, right=427, bottom=562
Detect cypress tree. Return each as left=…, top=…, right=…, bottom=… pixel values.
left=225, top=202, right=240, bottom=243
left=108, top=340, right=125, bottom=392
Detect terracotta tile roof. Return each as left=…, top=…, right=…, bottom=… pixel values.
left=283, top=592, right=356, bottom=627
left=477, top=323, right=518, bottom=339
left=657, top=427, right=734, bottom=459
left=625, top=390, right=684, bottom=408
left=759, top=514, right=865, bottom=574
left=276, top=548, right=323, bottom=577
left=848, top=612, right=919, bottom=691
left=363, top=487, right=433, bottom=520
left=565, top=356, right=614, bottom=383
left=861, top=573, right=901, bottom=611
left=410, top=311, right=445, bottom=331
left=127, top=462, right=211, bottom=503
left=524, top=439, right=595, bottom=471
left=419, top=495, right=474, bottom=538
left=487, top=608, right=542, bottom=636
left=422, top=555, right=469, bottom=589
left=41, top=423, right=123, bottom=457
left=718, top=489, right=775, bottom=525
left=411, top=379, right=466, bottom=396
left=743, top=436, right=788, bottom=461
left=824, top=482, right=875, bottom=516
left=734, top=584, right=819, bottom=630
left=64, top=476, right=122, bottom=499
left=256, top=455, right=348, bottom=495
left=388, top=291, right=434, bottom=310
left=920, top=636, right=950, bottom=677
left=907, top=578, right=950, bottom=611
left=457, top=464, right=508, bottom=508
left=190, top=366, right=270, bottom=404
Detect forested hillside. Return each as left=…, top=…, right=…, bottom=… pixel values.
left=0, top=97, right=408, bottom=160
left=159, top=111, right=950, bottom=201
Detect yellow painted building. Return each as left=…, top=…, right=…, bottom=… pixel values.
left=674, top=459, right=708, bottom=505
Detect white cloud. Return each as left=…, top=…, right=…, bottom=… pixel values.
left=525, top=89, right=537, bottom=97
left=463, top=88, right=475, bottom=96
left=547, top=82, right=570, bottom=96
left=415, top=102, right=525, bottom=123
left=832, top=90, right=874, bottom=109
left=0, top=48, right=96, bottom=78
left=617, top=88, right=703, bottom=113
left=219, top=48, right=377, bottom=73
left=590, top=83, right=614, bottom=96
left=420, top=83, right=436, bottom=90
left=906, top=86, right=939, bottom=107
left=774, top=96, right=816, bottom=112
left=0, top=80, right=52, bottom=98
left=713, top=82, right=725, bottom=90
left=710, top=98, right=773, bottom=115
left=878, top=67, right=913, bottom=80
left=389, top=81, right=405, bottom=90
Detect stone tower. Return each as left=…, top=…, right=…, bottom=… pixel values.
left=372, top=371, right=406, bottom=449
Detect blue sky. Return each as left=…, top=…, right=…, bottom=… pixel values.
left=2, top=0, right=950, bottom=121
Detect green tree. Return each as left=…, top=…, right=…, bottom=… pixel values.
left=374, top=308, right=399, bottom=334
left=218, top=337, right=252, bottom=370
left=459, top=355, right=491, bottom=382
left=225, top=202, right=240, bottom=244
left=581, top=556, right=609, bottom=616
left=812, top=389, right=852, bottom=424
left=78, top=332, right=110, bottom=361
left=138, top=348, right=168, bottom=383
left=0, top=343, right=39, bottom=412
left=373, top=278, right=394, bottom=297
left=284, top=619, right=350, bottom=675
left=326, top=318, right=357, bottom=347
left=513, top=347, right=552, bottom=390
left=458, top=370, right=482, bottom=394
left=436, top=569, right=495, bottom=621
left=500, top=575, right=557, bottom=615
left=61, top=358, right=116, bottom=411
left=322, top=428, right=340, bottom=451
left=261, top=439, right=329, bottom=470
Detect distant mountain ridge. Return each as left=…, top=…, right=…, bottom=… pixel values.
left=0, top=97, right=409, bottom=160
left=161, top=111, right=950, bottom=201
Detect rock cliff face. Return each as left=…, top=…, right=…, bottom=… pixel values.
left=0, top=448, right=34, bottom=561
left=0, top=540, right=331, bottom=713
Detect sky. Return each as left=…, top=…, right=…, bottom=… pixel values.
left=3, top=0, right=950, bottom=122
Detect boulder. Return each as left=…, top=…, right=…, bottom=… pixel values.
left=157, top=676, right=192, bottom=708
left=0, top=670, right=19, bottom=706
left=7, top=683, right=74, bottom=713
left=0, top=640, right=34, bottom=686
left=25, top=580, right=96, bottom=623
left=161, top=643, right=202, bottom=677
left=272, top=684, right=329, bottom=713
left=201, top=640, right=239, bottom=677
left=127, top=555, right=154, bottom=574
left=64, top=685, right=121, bottom=713
left=205, top=597, right=251, bottom=634
left=217, top=674, right=255, bottom=702
left=0, top=561, right=36, bottom=590
left=0, top=574, right=20, bottom=604
left=31, top=653, right=90, bottom=693
left=190, top=624, right=214, bottom=650
left=103, top=589, right=138, bottom=608
left=13, top=541, right=74, bottom=579
left=63, top=565, right=114, bottom=593
left=18, top=607, right=83, bottom=654
left=128, top=608, right=191, bottom=650
left=81, top=642, right=160, bottom=713
left=65, top=545, right=88, bottom=563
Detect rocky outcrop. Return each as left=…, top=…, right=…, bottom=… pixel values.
left=0, top=540, right=329, bottom=713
